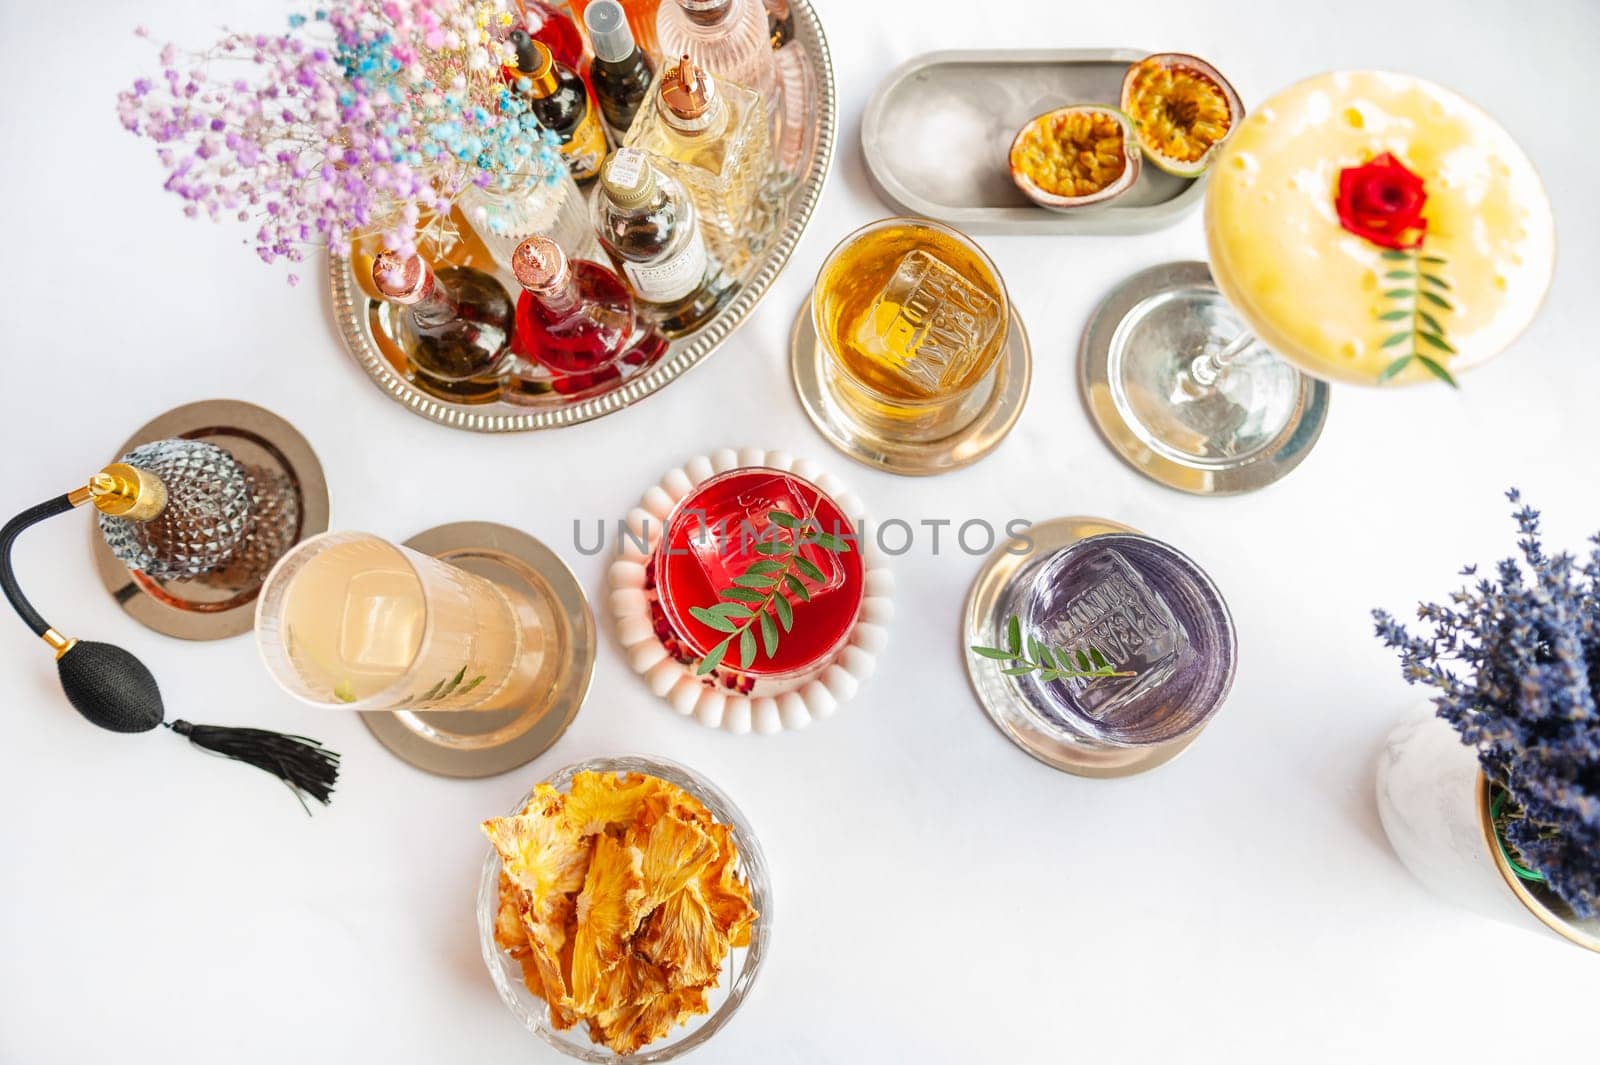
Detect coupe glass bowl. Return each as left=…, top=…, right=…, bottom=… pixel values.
left=475, top=755, right=772, bottom=1061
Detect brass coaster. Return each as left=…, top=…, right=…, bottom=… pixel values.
left=90, top=399, right=330, bottom=641
left=789, top=297, right=1031, bottom=476
left=359, top=521, right=595, bottom=778
left=962, top=516, right=1205, bottom=778
left=1079, top=261, right=1329, bottom=495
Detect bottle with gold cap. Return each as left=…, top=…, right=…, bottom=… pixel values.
left=590, top=147, right=733, bottom=336
left=623, top=54, right=773, bottom=274
left=92, top=440, right=253, bottom=580
left=507, top=30, right=609, bottom=185
left=371, top=251, right=515, bottom=384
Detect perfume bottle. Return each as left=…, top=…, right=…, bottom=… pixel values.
left=507, top=32, right=608, bottom=185
left=522, top=0, right=586, bottom=72
left=590, top=148, right=733, bottom=336
left=510, top=235, right=663, bottom=377
left=372, top=252, right=514, bottom=383
left=585, top=0, right=656, bottom=142
left=95, top=439, right=254, bottom=580
left=460, top=167, right=601, bottom=273
left=655, top=0, right=780, bottom=138
left=624, top=55, right=773, bottom=274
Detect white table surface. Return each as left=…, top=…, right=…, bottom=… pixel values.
left=2, top=1, right=1596, bottom=1061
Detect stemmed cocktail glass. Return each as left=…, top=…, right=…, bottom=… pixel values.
left=1083, top=70, right=1555, bottom=494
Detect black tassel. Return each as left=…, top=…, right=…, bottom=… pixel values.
left=169, top=720, right=341, bottom=813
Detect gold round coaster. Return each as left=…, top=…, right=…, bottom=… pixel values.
left=1079, top=261, right=1330, bottom=496
left=90, top=399, right=330, bottom=641
left=789, top=297, right=1031, bottom=476
left=962, top=516, right=1206, bottom=778
left=358, top=522, right=596, bottom=778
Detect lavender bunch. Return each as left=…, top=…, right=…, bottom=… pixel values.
left=1373, top=490, right=1600, bottom=918
left=116, top=1, right=564, bottom=283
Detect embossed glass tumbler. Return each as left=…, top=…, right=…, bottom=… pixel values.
left=1010, top=532, right=1235, bottom=748
left=812, top=218, right=1010, bottom=443
left=256, top=531, right=549, bottom=713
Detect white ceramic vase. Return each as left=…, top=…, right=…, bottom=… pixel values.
left=1375, top=707, right=1600, bottom=952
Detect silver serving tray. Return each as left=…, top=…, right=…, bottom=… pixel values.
left=329, top=1, right=835, bottom=432
left=862, top=48, right=1206, bottom=235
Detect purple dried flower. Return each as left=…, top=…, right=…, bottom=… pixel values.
left=1374, top=490, right=1600, bottom=917
left=118, top=2, right=564, bottom=281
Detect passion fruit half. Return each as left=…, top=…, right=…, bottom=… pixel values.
left=1120, top=53, right=1243, bottom=177
left=1008, top=104, right=1140, bottom=211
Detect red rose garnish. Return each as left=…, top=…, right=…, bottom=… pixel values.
left=1336, top=152, right=1428, bottom=249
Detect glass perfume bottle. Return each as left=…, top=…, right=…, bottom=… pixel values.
left=95, top=439, right=254, bottom=580
left=459, top=167, right=600, bottom=273
left=655, top=0, right=780, bottom=139
left=371, top=252, right=515, bottom=384
left=509, top=235, right=657, bottom=376
left=585, top=0, right=656, bottom=142
left=506, top=32, right=608, bottom=186
left=624, top=55, right=773, bottom=275
left=591, top=148, right=733, bottom=336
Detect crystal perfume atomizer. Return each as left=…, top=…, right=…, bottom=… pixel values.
left=0, top=440, right=339, bottom=809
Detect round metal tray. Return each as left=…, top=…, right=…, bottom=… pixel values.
left=330, top=2, right=836, bottom=432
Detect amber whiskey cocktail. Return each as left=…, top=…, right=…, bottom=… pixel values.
left=812, top=218, right=1009, bottom=443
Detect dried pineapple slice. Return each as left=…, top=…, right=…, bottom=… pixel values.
left=562, top=771, right=659, bottom=836
left=698, top=821, right=758, bottom=947
left=636, top=885, right=729, bottom=990
left=594, top=987, right=712, bottom=1056
left=482, top=807, right=593, bottom=900
left=570, top=833, right=647, bottom=1013
left=628, top=794, right=718, bottom=910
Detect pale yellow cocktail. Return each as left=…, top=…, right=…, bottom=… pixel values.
left=1206, top=70, right=1555, bottom=386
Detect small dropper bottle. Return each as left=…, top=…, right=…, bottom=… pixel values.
left=585, top=0, right=656, bottom=142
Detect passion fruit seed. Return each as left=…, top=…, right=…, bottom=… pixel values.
left=1126, top=60, right=1232, bottom=165
left=1012, top=111, right=1127, bottom=199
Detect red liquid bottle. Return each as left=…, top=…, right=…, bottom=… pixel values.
left=522, top=1, right=585, bottom=70
left=510, top=236, right=665, bottom=386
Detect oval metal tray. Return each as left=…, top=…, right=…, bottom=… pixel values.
left=862, top=48, right=1206, bottom=235
left=329, top=1, right=835, bottom=432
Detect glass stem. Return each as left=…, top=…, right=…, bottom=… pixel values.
left=1189, top=329, right=1259, bottom=388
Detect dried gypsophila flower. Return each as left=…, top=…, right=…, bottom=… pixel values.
left=117, top=1, right=564, bottom=284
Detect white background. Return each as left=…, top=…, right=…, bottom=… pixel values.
left=2, top=0, right=1596, bottom=1061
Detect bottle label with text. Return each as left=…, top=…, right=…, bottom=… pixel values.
left=623, top=227, right=710, bottom=303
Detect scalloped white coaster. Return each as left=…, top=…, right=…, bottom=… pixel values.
left=609, top=447, right=895, bottom=734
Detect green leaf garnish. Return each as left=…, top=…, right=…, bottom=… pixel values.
left=1374, top=246, right=1457, bottom=388
left=970, top=615, right=1132, bottom=684
left=1416, top=355, right=1459, bottom=388
left=689, top=493, right=856, bottom=676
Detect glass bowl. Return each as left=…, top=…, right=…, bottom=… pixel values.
left=475, top=755, right=772, bottom=1061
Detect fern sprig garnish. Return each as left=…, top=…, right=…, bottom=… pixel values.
left=690, top=505, right=852, bottom=676
left=970, top=615, right=1133, bottom=683
left=1377, top=247, right=1458, bottom=387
